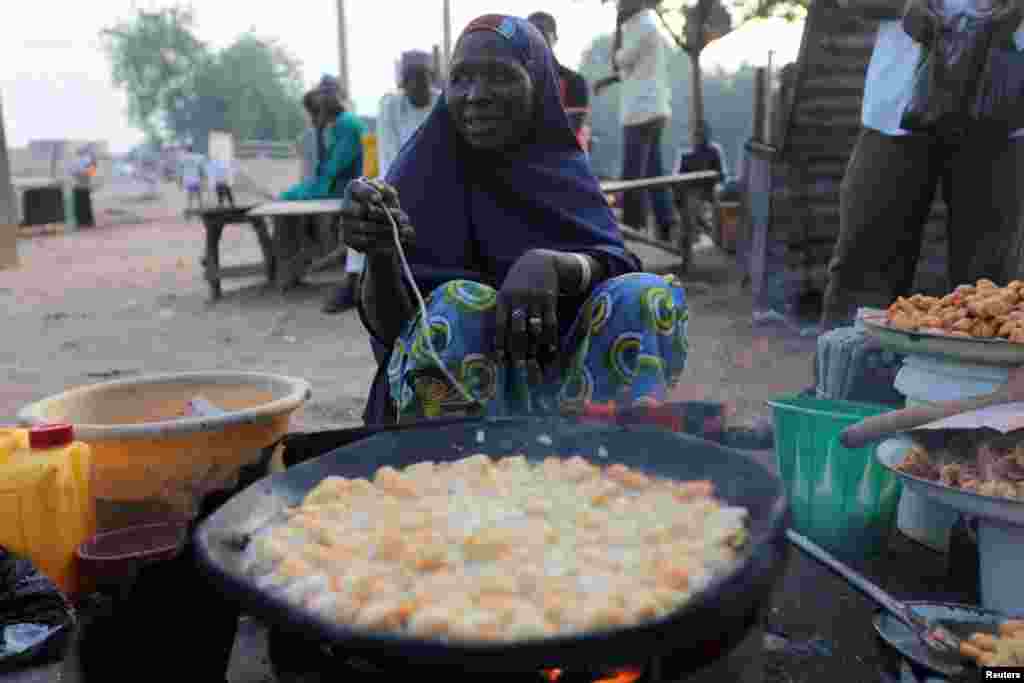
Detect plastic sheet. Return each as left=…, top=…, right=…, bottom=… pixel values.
left=0, top=547, right=74, bottom=672
left=901, top=3, right=995, bottom=135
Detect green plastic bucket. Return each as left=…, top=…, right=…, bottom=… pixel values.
left=767, top=395, right=903, bottom=559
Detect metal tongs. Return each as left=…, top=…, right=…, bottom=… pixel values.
left=786, top=530, right=964, bottom=661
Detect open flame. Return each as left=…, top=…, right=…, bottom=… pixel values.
left=540, top=668, right=643, bottom=683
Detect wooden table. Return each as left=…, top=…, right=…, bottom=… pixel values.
left=245, top=201, right=346, bottom=296
left=600, top=171, right=722, bottom=275
left=199, top=206, right=275, bottom=300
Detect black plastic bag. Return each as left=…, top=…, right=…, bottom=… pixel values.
left=972, top=38, right=1024, bottom=135
left=0, top=547, right=75, bottom=672
left=901, top=9, right=995, bottom=135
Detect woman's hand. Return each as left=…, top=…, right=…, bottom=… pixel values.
left=495, top=250, right=561, bottom=380
left=340, top=177, right=415, bottom=256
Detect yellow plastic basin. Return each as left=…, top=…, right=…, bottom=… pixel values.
left=17, top=371, right=311, bottom=503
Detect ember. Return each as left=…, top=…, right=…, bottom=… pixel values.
left=540, top=667, right=643, bottom=683
left=596, top=669, right=643, bottom=683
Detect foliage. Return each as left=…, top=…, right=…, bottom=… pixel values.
left=102, top=7, right=307, bottom=152
left=101, top=7, right=207, bottom=144
left=579, top=34, right=758, bottom=179
left=598, top=0, right=808, bottom=54
left=168, top=35, right=308, bottom=152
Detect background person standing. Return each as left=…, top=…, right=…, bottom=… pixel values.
left=528, top=11, right=592, bottom=151
left=322, top=52, right=440, bottom=315
left=820, top=0, right=1024, bottom=330
left=595, top=0, right=680, bottom=242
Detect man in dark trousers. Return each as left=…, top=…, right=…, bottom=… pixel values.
left=528, top=11, right=592, bottom=150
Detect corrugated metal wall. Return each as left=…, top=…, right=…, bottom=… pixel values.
left=768, top=0, right=949, bottom=314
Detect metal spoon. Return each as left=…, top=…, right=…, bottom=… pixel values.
left=786, top=530, right=964, bottom=663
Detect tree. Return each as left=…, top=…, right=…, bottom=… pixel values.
left=102, top=7, right=307, bottom=151
left=101, top=6, right=209, bottom=144
left=168, top=35, right=308, bottom=151
left=597, top=0, right=807, bottom=143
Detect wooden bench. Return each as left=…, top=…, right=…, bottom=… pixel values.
left=599, top=171, right=722, bottom=274
left=202, top=174, right=719, bottom=300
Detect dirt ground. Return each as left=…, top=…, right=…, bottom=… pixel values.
left=3, top=178, right=817, bottom=683
left=0, top=178, right=815, bottom=432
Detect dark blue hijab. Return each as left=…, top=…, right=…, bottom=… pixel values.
left=384, top=14, right=639, bottom=293
left=363, top=15, right=639, bottom=425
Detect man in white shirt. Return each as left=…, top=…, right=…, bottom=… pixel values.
left=323, top=51, right=439, bottom=315
left=377, top=51, right=439, bottom=176
left=821, top=0, right=1024, bottom=329
left=596, top=0, right=680, bottom=242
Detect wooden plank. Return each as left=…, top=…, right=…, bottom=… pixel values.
left=802, top=53, right=874, bottom=78
left=618, top=224, right=683, bottom=257
left=0, top=224, right=17, bottom=270
left=600, top=171, right=720, bottom=194
left=797, top=74, right=870, bottom=98
left=817, top=31, right=878, bottom=53
left=248, top=199, right=345, bottom=218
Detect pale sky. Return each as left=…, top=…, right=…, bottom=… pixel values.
left=1, top=1, right=803, bottom=153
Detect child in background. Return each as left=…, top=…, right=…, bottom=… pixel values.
left=206, top=158, right=236, bottom=208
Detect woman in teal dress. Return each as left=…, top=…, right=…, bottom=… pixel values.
left=342, top=15, right=689, bottom=424
left=281, top=75, right=365, bottom=201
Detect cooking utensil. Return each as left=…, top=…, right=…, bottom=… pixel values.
left=874, top=601, right=1007, bottom=678
left=840, top=367, right=1024, bottom=449
left=786, top=530, right=964, bottom=663
left=862, top=315, right=1024, bottom=365
left=877, top=437, right=1024, bottom=614
left=195, top=417, right=789, bottom=673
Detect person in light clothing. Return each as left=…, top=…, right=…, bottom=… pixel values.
left=377, top=51, right=440, bottom=176
left=595, top=0, right=680, bottom=242
left=205, top=157, right=235, bottom=208
left=324, top=51, right=439, bottom=315
left=821, top=0, right=1024, bottom=329
left=179, top=146, right=206, bottom=214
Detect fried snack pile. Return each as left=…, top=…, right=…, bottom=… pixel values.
left=240, top=454, right=749, bottom=642
left=960, top=620, right=1024, bottom=667
left=896, top=442, right=1024, bottom=501
left=886, top=279, right=1024, bottom=342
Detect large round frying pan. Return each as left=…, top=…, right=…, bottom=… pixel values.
left=195, top=417, right=789, bottom=673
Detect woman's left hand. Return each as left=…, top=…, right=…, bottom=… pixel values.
left=495, top=250, right=561, bottom=378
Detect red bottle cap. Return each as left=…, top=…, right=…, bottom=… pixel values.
left=28, top=423, right=74, bottom=449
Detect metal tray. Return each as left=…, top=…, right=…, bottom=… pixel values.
left=862, top=315, right=1024, bottom=366
left=195, top=417, right=789, bottom=673
left=876, top=437, right=1024, bottom=526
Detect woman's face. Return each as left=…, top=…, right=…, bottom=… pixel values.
left=446, top=31, right=535, bottom=151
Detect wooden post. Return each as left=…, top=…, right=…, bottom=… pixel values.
left=337, top=0, right=351, bottom=98
left=764, top=51, right=775, bottom=145
left=443, top=0, right=452, bottom=78
left=752, top=67, right=768, bottom=145
left=0, top=93, right=18, bottom=269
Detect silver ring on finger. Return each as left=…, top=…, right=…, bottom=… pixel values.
left=512, top=308, right=527, bottom=321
